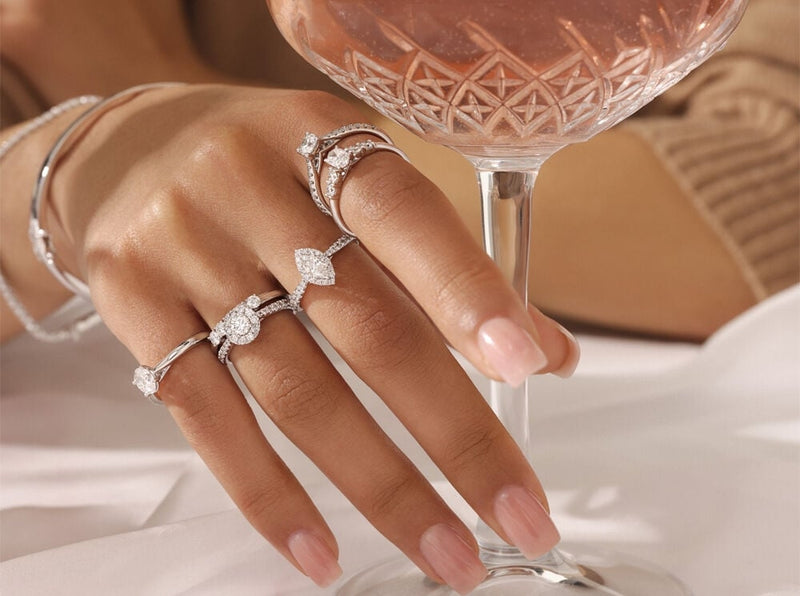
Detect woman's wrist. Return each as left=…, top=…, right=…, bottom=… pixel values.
left=0, top=110, right=89, bottom=338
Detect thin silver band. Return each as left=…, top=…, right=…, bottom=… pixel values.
left=297, top=123, right=392, bottom=217
left=133, top=331, right=209, bottom=404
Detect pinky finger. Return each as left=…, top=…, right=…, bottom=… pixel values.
left=157, top=346, right=342, bottom=588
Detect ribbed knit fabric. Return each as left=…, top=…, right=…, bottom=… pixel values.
left=624, top=0, right=799, bottom=299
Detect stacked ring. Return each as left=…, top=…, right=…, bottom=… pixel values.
left=297, top=124, right=409, bottom=236
left=209, top=290, right=291, bottom=364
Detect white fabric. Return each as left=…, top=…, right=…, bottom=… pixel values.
left=1, top=286, right=798, bottom=595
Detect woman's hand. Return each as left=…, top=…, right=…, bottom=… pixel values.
left=45, top=84, right=577, bottom=591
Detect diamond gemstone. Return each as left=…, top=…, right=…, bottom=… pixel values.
left=325, top=147, right=352, bottom=170
left=295, top=248, right=335, bottom=286
left=297, top=132, right=319, bottom=157
left=133, top=366, right=158, bottom=395
left=224, top=306, right=260, bottom=345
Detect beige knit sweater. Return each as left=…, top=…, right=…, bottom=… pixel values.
left=623, top=0, right=799, bottom=298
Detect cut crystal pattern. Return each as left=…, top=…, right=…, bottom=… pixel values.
left=301, top=9, right=729, bottom=145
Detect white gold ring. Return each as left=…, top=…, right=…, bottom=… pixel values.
left=133, top=331, right=209, bottom=404
left=322, top=140, right=409, bottom=236
left=289, top=234, right=356, bottom=313
left=209, top=290, right=290, bottom=364
left=297, top=124, right=391, bottom=216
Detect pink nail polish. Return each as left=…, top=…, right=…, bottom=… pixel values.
left=478, top=318, right=548, bottom=387
left=288, top=530, right=342, bottom=588
left=493, top=486, right=560, bottom=560
left=552, top=322, right=580, bottom=378
left=419, top=524, right=487, bottom=595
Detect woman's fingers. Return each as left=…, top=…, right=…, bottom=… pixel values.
left=234, top=171, right=561, bottom=566
left=100, top=296, right=343, bottom=588
left=186, top=267, right=488, bottom=592
left=178, top=118, right=562, bottom=569
left=158, top=345, right=343, bottom=588
left=281, top=122, right=579, bottom=386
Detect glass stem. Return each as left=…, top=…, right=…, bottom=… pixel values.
left=472, top=163, right=542, bottom=561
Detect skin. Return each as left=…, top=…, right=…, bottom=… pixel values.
left=1, top=1, right=576, bottom=589
left=0, top=0, right=760, bottom=588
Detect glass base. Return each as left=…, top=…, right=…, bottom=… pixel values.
left=337, top=544, right=692, bottom=596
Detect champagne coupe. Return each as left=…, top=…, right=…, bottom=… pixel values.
left=267, top=1, right=748, bottom=594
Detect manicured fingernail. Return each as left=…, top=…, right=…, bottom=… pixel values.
left=288, top=530, right=342, bottom=588
left=494, top=486, right=560, bottom=560
left=552, top=322, right=580, bottom=378
left=478, top=318, right=548, bottom=387
left=420, top=524, right=486, bottom=595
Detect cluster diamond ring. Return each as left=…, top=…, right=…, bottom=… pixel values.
left=209, top=290, right=291, bottom=364
left=297, top=123, right=391, bottom=215
left=133, top=331, right=209, bottom=404
left=289, top=234, right=356, bottom=313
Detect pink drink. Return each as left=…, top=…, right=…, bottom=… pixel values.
left=269, top=0, right=746, bottom=155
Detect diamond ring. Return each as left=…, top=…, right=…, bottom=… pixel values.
left=289, top=234, right=356, bottom=313
left=133, top=331, right=210, bottom=404
left=322, top=140, right=409, bottom=237
left=209, top=290, right=291, bottom=364
left=296, top=124, right=394, bottom=219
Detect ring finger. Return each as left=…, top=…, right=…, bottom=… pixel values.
left=185, top=258, right=488, bottom=592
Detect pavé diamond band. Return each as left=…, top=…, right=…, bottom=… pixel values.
left=297, top=124, right=409, bottom=236
left=209, top=290, right=290, bottom=364
left=297, top=123, right=392, bottom=216
left=132, top=331, right=209, bottom=404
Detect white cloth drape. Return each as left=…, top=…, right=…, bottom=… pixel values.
left=2, top=286, right=798, bottom=595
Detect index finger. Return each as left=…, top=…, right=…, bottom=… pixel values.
left=294, top=126, right=575, bottom=386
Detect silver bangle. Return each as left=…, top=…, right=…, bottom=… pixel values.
left=0, top=95, right=103, bottom=342
left=29, top=82, right=185, bottom=299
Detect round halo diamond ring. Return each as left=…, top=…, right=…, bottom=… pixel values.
left=209, top=290, right=291, bottom=364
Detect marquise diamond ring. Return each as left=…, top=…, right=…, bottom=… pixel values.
left=289, top=234, right=356, bottom=313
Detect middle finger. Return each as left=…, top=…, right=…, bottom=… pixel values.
left=251, top=180, right=561, bottom=563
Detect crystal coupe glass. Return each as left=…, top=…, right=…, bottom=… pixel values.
left=266, top=1, right=748, bottom=594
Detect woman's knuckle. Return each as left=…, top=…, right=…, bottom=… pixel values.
left=443, top=426, right=500, bottom=472
left=263, top=365, right=339, bottom=426
left=236, top=483, right=285, bottom=524
left=433, top=259, right=497, bottom=311
left=187, top=125, right=260, bottom=173
left=353, top=166, right=429, bottom=230
left=364, top=473, right=420, bottom=519
left=347, top=307, right=420, bottom=372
